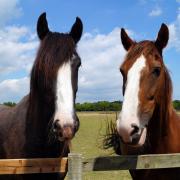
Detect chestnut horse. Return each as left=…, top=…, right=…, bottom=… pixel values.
left=104, top=24, right=180, bottom=180
left=0, top=12, right=82, bottom=180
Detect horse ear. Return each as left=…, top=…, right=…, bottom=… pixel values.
left=37, top=12, right=50, bottom=40
left=155, top=23, right=169, bottom=53
left=70, top=17, right=83, bottom=44
left=121, top=28, right=135, bottom=51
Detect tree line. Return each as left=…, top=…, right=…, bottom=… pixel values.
left=76, top=101, right=122, bottom=111
left=2, top=100, right=180, bottom=111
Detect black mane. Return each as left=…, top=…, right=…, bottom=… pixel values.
left=25, top=32, right=75, bottom=157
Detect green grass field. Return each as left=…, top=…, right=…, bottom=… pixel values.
left=69, top=112, right=131, bottom=180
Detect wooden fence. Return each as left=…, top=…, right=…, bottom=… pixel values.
left=0, top=153, right=179, bottom=179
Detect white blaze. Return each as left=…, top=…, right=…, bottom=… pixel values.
left=117, top=55, right=146, bottom=139
left=54, top=61, right=74, bottom=127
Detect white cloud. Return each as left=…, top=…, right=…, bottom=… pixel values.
left=0, top=0, right=128, bottom=103
left=168, top=7, right=180, bottom=51
left=0, top=28, right=124, bottom=103
left=0, top=27, right=126, bottom=103
left=149, top=6, right=162, bottom=17
left=0, top=77, right=29, bottom=103
left=0, top=0, right=22, bottom=26
left=76, top=28, right=126, bottom=102
left=0, top=26, right=38, bottom=75
left=0, top=0, right=39, bottom=103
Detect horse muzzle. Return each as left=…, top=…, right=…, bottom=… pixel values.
left=117, top=121, right=147, bottom=147
left=52, top=119, right=78, bottom=141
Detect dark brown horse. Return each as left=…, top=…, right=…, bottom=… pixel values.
left=0, top=12, right=83, bottom=180
left=104, top=24, right=180, bottom=180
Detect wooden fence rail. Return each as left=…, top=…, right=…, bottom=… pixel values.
left=0, top=157, right=68, bottom=175
left=68, top=153, right=180, bottom=180
left=0, top=153, right=179, bottom=179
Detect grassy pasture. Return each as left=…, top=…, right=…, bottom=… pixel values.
left=67, top=111, right=180, bottom=179
left=69, top=112, right=131, bottom=180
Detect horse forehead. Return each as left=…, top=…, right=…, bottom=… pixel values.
left=128, top=55, right=147, bottom=83
left=122, top=54, right=147, bottom=75
left=122, top=41, right=158, bottom=71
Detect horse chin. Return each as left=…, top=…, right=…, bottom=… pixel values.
left=58, top=137, right=66, bottom=142
left=58, top=136, right=73, bottom=142
left=57, top=133, right=75, bottom=142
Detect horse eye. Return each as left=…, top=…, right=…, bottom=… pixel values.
left=148, top=95, right=154, bottom=101
left=154, top=54, right=160, bottom=61
left=152, top=67, right=161, bottom=77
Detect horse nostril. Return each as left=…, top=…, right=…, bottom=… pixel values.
left=130, top=123, right=141, bottom=144
left=53, top=119, right=61, bottom=131
left=130, top=123, right=139, bottom=136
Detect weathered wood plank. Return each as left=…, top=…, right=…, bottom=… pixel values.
left=83, top=156, right=137, bottom=171
left=0, top=166, right=66, bottom=174
left=82, top=153, right=180, bottom=171
left=137, top=153, right=180, bottom=169
left=0, top=157, right=67, bottom=167
left=0, top=157, right=67, bottom=174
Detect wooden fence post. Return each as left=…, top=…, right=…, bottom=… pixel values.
left=68, top=153, right=82, bottom=180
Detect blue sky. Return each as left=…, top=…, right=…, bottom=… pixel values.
left=0, top=0, right=180, bottom=103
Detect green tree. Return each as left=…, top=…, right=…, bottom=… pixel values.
left=3, top=102, right=16, bottom=107
left=75, top=101, right=122, bottom=111
left=173, top=100, right=180, bottom=110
